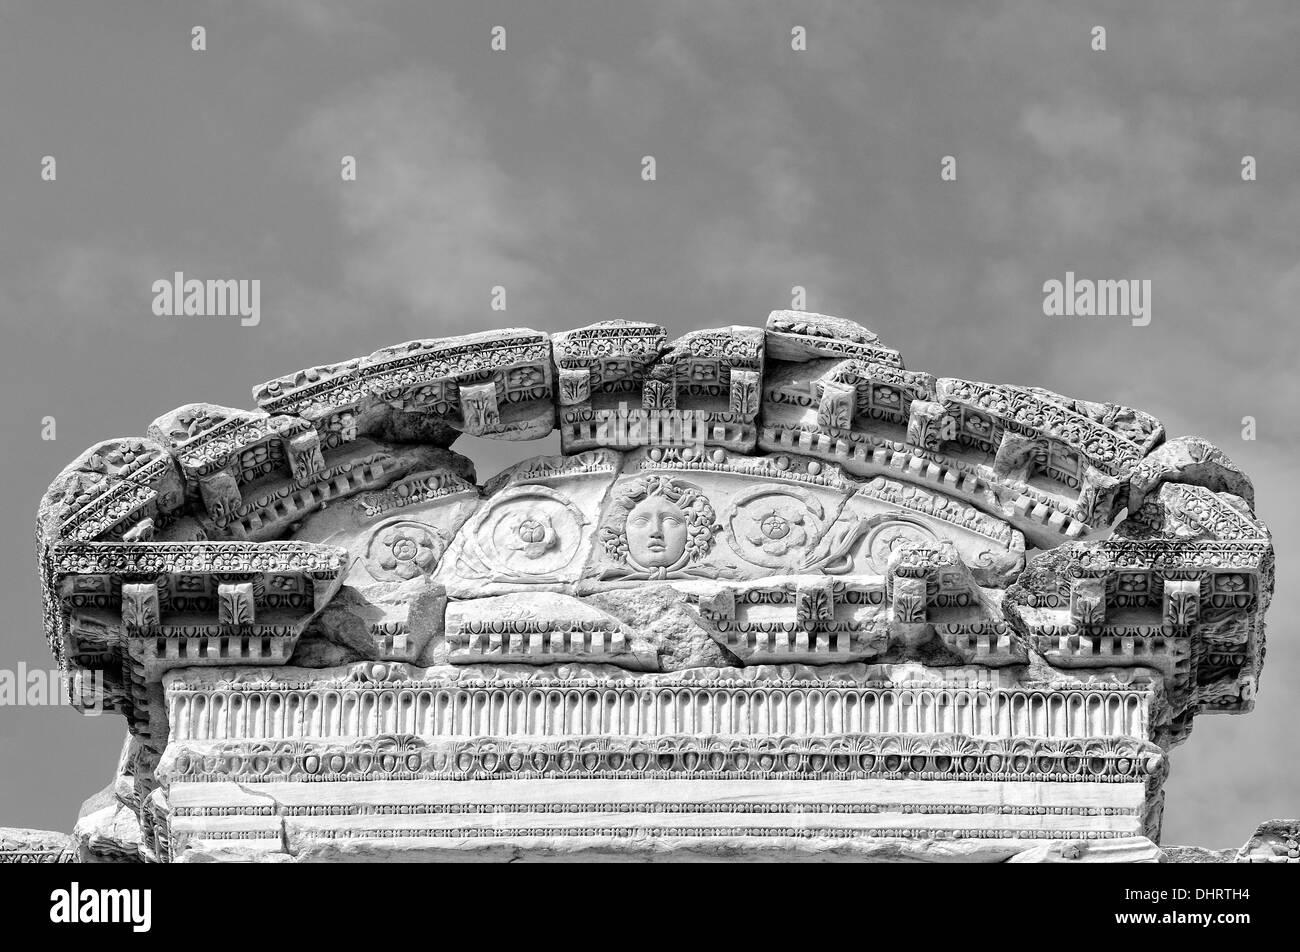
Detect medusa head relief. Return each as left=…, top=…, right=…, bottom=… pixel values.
left=599, top=475, right=720, bottom=579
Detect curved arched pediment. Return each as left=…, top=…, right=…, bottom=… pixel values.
left=36, top=311, right=1270, bottom=743
left=34, top=311, right=1273, bottom=861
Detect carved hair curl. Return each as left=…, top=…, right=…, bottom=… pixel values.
left=601, top=475, right=719, bottom=572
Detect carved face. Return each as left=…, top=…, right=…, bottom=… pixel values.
left=627, top=495, right=688, bottom=568
left=598, top=474, right=718, bottom=580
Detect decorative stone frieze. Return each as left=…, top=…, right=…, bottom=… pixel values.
left=0, top=828, right=76, bottom=864
left=28, top=311, right=1274, bottom=862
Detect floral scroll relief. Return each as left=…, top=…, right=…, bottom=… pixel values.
left=451, top=485, right=589, bottom=583
left=364, top=521, right=448, bottom=582
left=725, top=486, right=834, bottom=570
left=817, top=515, right=941, bottom=575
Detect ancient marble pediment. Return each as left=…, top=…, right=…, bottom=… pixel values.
left=32, top=312, right=1274, bottom=862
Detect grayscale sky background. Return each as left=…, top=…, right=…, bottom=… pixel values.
left=0, top=1, right=1296, bottom=846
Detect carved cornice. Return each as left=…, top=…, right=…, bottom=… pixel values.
left=50, top=540, right=347, bottom=576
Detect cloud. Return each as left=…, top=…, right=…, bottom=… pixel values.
left=247, top=0, right=395, bottom=38
left=1020, top=100, right=1130, bottom=164
left=690, top=217, right=839, bottom=307
left=44, top=244, right=164, bottom=321
left=292, top=68, right=571, bottom=330
left=702, top=86, right=820, bottom=228
left=527, top=20, right=831, bottom=298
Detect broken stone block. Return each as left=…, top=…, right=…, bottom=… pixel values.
left=445, top=592, right=657, bottom=669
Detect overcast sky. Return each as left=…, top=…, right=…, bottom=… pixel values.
left=0, top=1, right=1296, bottom=846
